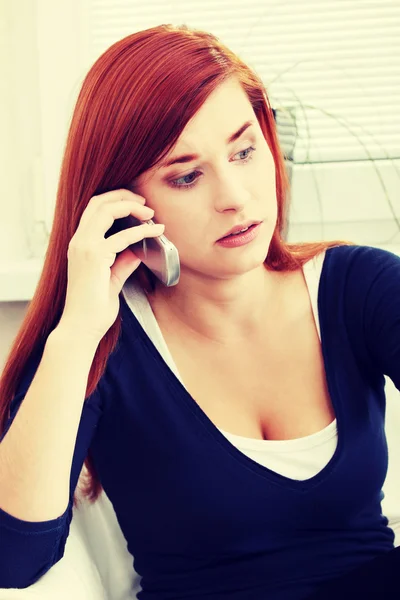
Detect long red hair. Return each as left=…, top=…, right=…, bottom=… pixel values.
left=0, top=24, right=353, bottom=504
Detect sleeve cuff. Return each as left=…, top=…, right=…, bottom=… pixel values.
left=0, top=502, right=69, bottom=535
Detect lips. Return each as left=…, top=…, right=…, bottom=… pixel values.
left=218, top=220, right=262, bottom=241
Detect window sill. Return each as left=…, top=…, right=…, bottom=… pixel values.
left=0, top=258, right=45, bottom=302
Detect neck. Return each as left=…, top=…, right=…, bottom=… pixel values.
left=148, top=264, right=284, bottom=344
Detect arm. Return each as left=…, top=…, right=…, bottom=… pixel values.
left=0, top=323, right=102, bottom=588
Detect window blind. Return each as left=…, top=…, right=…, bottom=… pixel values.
left=86, top=0, right=400, bottom=163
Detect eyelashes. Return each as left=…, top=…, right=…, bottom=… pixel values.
left=168, top=146, right=257, bottom=191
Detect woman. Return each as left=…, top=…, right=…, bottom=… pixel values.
left=0, top=24, right=399, bottom=599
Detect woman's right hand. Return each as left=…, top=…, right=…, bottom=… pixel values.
left=59, top=189, right=164, bottom=344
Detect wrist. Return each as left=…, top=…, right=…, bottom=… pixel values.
left=49, top=321, right=101, bottom=355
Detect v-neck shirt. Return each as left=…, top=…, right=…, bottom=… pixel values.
left=121, top=250, right=339, bottom=481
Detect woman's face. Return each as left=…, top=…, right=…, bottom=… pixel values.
left=132, top=77, right=278, bottom=281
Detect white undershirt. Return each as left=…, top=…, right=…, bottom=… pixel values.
left=122, top=251, right=338, bottom=480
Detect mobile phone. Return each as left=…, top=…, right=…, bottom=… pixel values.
left=107, top=214, right=180, bottom=287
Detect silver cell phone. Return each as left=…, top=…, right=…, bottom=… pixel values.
left=109, top=214, right=180, bottom=287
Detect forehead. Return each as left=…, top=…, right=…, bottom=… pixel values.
left=176, top=78, right=254, bottom=147
left=135, top=78, right=255, bottom=186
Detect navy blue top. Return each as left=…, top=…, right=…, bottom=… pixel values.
left=1, top=244, right=400, bottom=599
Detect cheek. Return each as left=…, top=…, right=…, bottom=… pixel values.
left=156, top=205, right=195, bottom=246
left=152, top=195, right=202, bottom=234
left=259, top=154, right=277, bottom=199
left=165, top=211, right=212, bottom=261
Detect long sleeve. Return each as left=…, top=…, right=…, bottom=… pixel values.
left=0, top=345, right=103, bottom=589
left=357, top=246, right=400, bottom=391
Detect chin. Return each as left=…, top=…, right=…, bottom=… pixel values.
left=182, top=234, right=272, bottom=280
left=210, top=248, right=270, bottom=279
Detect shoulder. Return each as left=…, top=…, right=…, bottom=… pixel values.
left=316, top=244, right=400, bottom=385
left=324, top=243, right=400, bottom=274
left=317, top=243, right=400, bottom=331
left=321, top=244, right=400, bottom=295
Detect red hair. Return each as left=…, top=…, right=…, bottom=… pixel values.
left=0, top=24, right=353, bottom=504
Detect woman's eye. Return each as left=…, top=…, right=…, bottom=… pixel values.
left=168, top=145, right=257, bottom=191
left=170, top=171, right=199, bottom=190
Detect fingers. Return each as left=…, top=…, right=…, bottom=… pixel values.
left=106, top=222, right=165, bottom=254
left=77, top=189, right=154, bottom=240
left=110, top=247, right=142, bottom=292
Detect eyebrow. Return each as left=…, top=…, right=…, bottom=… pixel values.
left=160, top=119, right=256, bottom=169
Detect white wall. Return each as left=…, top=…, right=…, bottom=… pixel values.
left=0, top=0, right=43, bottom=259
left=0, top=1, right=33, bottom=365
left=0, top=0, right=47, bottom=302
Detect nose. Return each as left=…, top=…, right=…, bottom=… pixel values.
left=212, top=170, right=251, bottom=214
